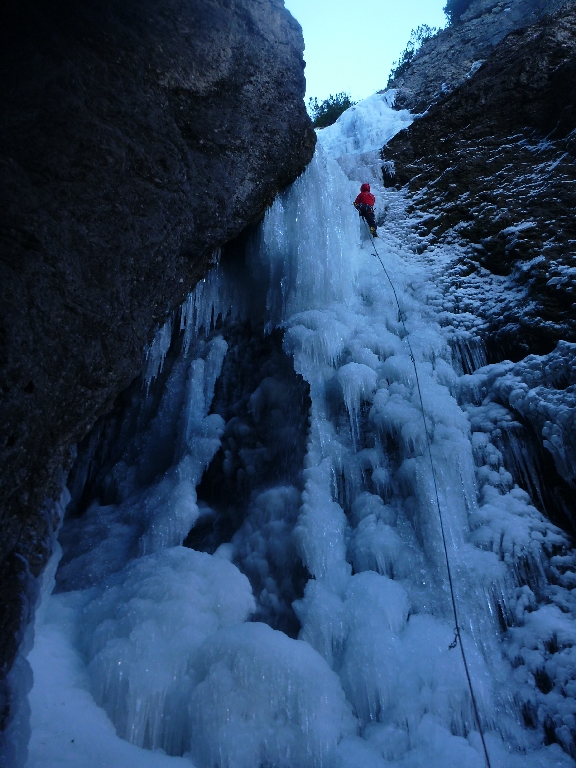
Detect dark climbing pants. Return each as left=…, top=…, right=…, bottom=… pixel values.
left=357, top=203, right=376, bottom=230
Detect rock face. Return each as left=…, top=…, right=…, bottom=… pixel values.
left=0, top=0, right=315, bottom=744
left=384, top=4, right=576, bottom=358
left=389, top=0, right=570, bottom=111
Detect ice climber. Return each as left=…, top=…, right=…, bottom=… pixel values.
left=353, top=182, right=378, bottom=237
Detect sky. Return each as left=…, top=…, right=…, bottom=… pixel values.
left=283, top=0, right=447, bottom=104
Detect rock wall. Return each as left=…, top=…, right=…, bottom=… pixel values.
left=389, top=0, right=570, bottom=111
left=383, top=4, right=576, bottom=358
left=0, top=0, right=315, bottom=745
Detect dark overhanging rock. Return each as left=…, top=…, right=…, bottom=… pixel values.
left=0, top=0, right=315, bottom=748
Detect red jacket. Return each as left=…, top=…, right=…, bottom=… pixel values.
left=354, top=183, right=375, bottom=207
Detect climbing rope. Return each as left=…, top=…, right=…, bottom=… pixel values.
left=363, top=222, right=493, bottom=768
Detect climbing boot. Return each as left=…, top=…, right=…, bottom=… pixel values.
left=370, top=227, right=378, bottom=237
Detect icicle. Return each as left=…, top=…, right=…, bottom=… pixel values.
left=143, top=315, right=173, bottom=391
left=337, top=362, right=377, bottom=449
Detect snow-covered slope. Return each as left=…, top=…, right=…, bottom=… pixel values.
left=24, top=92, right=576, bottom=768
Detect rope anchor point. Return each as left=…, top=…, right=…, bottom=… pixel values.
left=449, top=629, right=459, bottom=650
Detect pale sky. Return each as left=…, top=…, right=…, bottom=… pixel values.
left=283, top=0, right=447, bottom=103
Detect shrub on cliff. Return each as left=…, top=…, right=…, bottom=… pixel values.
left=444, top=0, right=474, bottom=23
left=388, top=24, right=441, bottom=82
left=308, top=93, right=356, bottom=128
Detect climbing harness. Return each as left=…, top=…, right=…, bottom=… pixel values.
left=364, top=222, right=493, bottom=768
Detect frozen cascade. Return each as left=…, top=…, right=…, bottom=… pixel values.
left=25, top=92, right=576, bottom=768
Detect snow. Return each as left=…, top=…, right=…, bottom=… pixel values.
left=25, top=90, right=576, bottom=768
left=80, top=547, right=256, bottom=753
left=188, top=623, right=355, bottom=768
left=27, top=602, right=196, bottom=768
left=460, top=341, right=576, bottom=487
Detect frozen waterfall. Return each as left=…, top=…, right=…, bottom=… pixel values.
left=25, top=93, right=576, bottom=768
